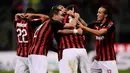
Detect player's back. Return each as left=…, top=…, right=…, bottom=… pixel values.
left=14, top=18, right=35, bottom=57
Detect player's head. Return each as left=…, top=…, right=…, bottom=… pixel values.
left=97, top=5, right=112, bottom=21
left=66, top=4, right=80, bottom=16
left=49, top=6, right=64, bottom=22
left=25, top=8, right=35, bottom=13
left=55, top=5, right=66, bottom=13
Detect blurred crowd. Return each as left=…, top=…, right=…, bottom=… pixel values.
left=0, top=0, right=129, bottom=51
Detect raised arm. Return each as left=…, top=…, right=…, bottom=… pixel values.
left=77, top=21, right=113, bottom=36
left=80, top=26, right=107, bottom=36
left=58, top=28, right=83, bottom=35
left=25, top=13, right=49, bottom=22
left=63, top=18, right=77, bottom=29
left=15, top=13, right=24, bottom=20
left=78, top=18, right=88, bottom=26
left=63, top=13, right=80, bottom=29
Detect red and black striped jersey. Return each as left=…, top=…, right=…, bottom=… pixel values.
left=30, top=19, right=64, bottom=55
left=14, top=18, right=42, bottom=57
left=58, top=14, right=85, bottom=49
left=93, top=20, right=116, bottom=61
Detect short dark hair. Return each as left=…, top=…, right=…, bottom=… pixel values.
left=101, top=5, right=112, bottom=20
left=49, top=6, right=60, bottom=18
left=66, top=5, right=80, bottom=13
left=25, top=8, right=35, bottom=13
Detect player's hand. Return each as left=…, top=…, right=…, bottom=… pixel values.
left=77, top=20, right=85, bottom=29
left=16, top=13, right=25, bottom=18
left=74, top=13, right=80, bottom=20
left=77, top=28, right=83, bottom=35
left=25, top=13, right=34, bottom=19
left=67, top=11, right=74, bottom=17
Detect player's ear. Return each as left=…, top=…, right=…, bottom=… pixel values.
left=105, top=14, right=108, bottom=18
left=53, top=14, right=57, bottom=17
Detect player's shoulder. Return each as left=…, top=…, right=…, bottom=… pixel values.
left=107, top=20, right=115, bottom=29
left=50, top=19, right=61, bottom=24
left=108, top=20, right=114, bottom=25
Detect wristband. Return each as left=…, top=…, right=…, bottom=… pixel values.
left=73, top=29, right=78, bottom=34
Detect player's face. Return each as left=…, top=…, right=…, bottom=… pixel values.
left=56, top=10, right=64, bottom=21
left=58, top=6, right=66, bottom=13
left=67, top=8, right=74, bottom=16
left=97, top=7, right=107, bottom=21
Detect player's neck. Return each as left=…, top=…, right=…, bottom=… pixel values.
left=101, top=18, right=107, bottom=24
left=52, top=17, right=61, bottom=22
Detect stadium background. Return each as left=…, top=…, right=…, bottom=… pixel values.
left=0, top=0, right=130, bottom=73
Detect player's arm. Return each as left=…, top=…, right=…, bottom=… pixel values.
left=81, top=26, right=107, bottom=36
left=31, top=14, right=49, bottom=22
left=53, top=20, right=83, bottom=35
left=78, top=15, right=97, bottom=28
left=78, top=18, right=88, bottom=26
left=25, top=13, right=49, bottom=22
left=63, top=13, right=80, bottom=29
left=15, top=13, right=24, bottom=20
left=58, top=28, right=83, bottom=35
left=63, top=18, right=77, bottom=29
left=77, top=21, right=112, bottom=36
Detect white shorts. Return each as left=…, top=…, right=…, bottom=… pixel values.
left=90, top=60, right=118, bottom=73
left=14, top=56, right=29, bottom=73
left=59, top=48, right=90, bottom=73
left=28, top=54, right=48, bottom=73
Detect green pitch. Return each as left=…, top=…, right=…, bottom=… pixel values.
left=0, top=70, right=130, bottom=73
left=0, top=71, right=14, bottom=73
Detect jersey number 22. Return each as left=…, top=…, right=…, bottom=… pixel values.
left=17, top=28, right=28, bottom=43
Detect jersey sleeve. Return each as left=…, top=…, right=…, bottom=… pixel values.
left=104, top=21, right=115, bottom=30
left=107, top=21, right=114, bottom=29
left=29, top=18, right=42, bottom=28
